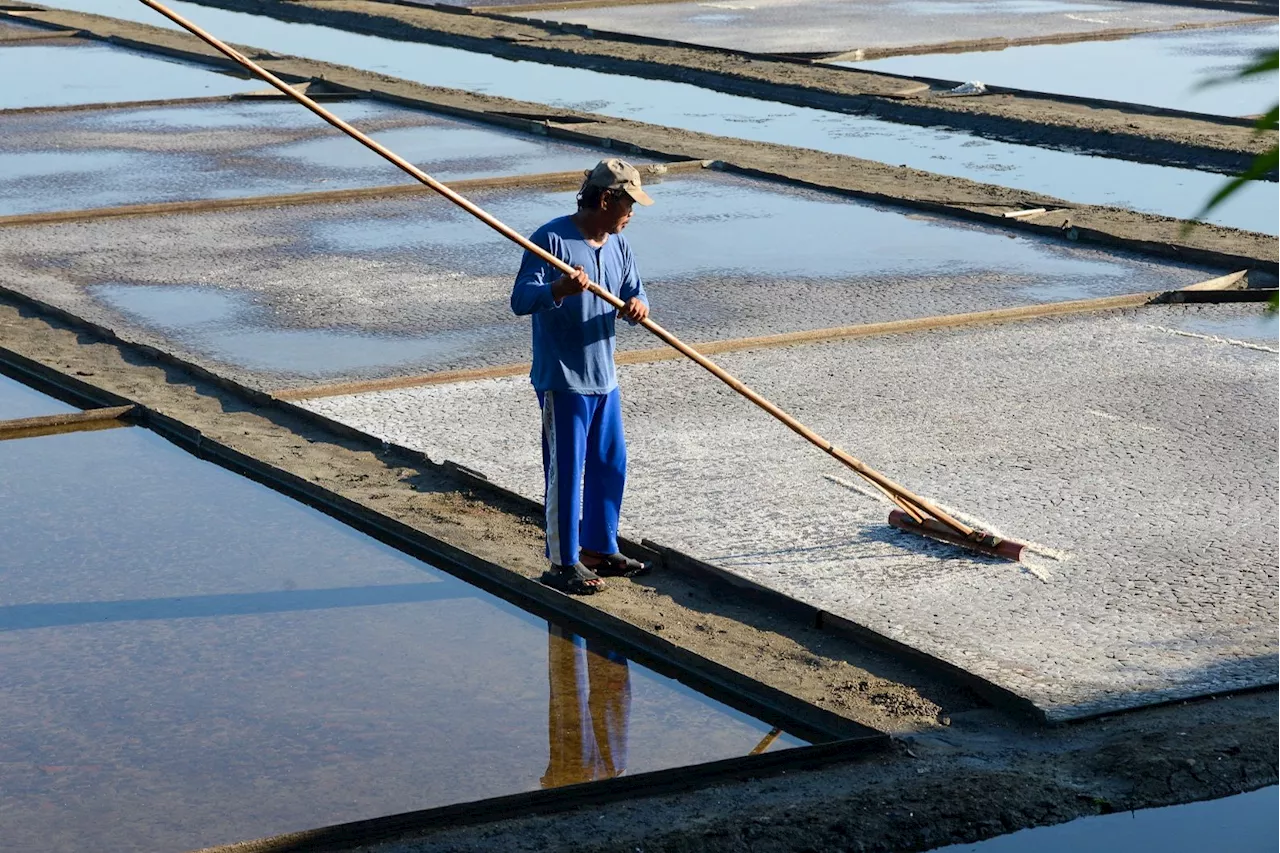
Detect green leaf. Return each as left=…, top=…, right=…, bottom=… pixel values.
left=1253, top=104, right=1279, bottom=133
left=1180, top=49, right=1277, bottom=236
left=1238, top=49, right=1280, bottom=79
left=1181, top=145, right=1278, bottom=234
left=1196, top=47, right=1278, bottom=89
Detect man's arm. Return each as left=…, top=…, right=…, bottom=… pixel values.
left=618, top=241, right=649, bottom=323
left=511, top=232, right=590, bottom=315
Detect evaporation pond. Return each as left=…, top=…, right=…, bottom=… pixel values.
left=851, top=22, right=1280, bottom=117
left=60, top=0, right=1277, bottom=233
left=3, top=170, right=1213, bottom=387
left=0, top=99, right=649, bottom=215
left=0, top=371, right=77, bottom=420
left=506, top=0, right=1250, bottom=55
left=53, top=170, right=1213, bottom=385
left=0, top=425, right=800, bottom=853
left=929, top=785, right=1277, bottom=852
left=0, top=41, right=260, bottom=110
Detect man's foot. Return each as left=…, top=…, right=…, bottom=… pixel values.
left=580, top=550, right=652, bottom=578
left=540, top=562, right=605, bottom=595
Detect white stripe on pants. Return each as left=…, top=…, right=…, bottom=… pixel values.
left=543, top=390, right=562, bottom=565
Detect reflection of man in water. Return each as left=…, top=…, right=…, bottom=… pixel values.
left=542, top=623, right=631, bottom=788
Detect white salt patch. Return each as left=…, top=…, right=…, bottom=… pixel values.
left=1141, top=324, right=1280, bottom=354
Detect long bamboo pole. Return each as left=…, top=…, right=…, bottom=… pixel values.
left=135, top=0, right=981, bottom=538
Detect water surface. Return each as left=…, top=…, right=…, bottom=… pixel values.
left=0, top=371, right=78, bottom=420
left=0, top=41, right=259, bottom=110
left=0, top=425, right=799, bottom=852
left=0, top=99, right=639, bottom=215
left=1146, top=304, right=1280, bottom=345
left=929, top=786, right=1277, bottom=851
left=92, top=283, right=502, bottom=376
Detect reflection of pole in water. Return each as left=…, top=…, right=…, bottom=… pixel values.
left=750, top=727, right=782, bottom=755
left=542, top=623, right=632, bottom=789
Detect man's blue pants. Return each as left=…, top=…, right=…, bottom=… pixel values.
left=538, top=388, right=626, bottom=567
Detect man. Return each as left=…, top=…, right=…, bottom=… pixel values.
left=510, top=159, right=654, bottom=595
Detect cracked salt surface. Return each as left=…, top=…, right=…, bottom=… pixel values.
left=303, top=308, right=1278, bottom=719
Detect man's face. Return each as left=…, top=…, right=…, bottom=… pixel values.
left=600, top=191, right=636, bottom=233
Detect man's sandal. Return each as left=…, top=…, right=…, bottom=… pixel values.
left=540, top=562, right=605, bottom=595
left=580, top=550, right=652, bottom=578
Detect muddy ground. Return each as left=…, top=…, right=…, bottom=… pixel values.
left=10, top=4, right=1278, bottom=273
left=117, top=0, right=1278, bottom=170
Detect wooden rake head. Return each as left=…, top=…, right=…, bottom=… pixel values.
left=888, top=510, right=1027, bottom=562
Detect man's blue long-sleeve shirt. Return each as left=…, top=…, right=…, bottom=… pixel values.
left=511, top=215, right=648, bottom=394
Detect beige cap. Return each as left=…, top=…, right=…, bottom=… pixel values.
left=582, top=158, right=654, bottom=206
